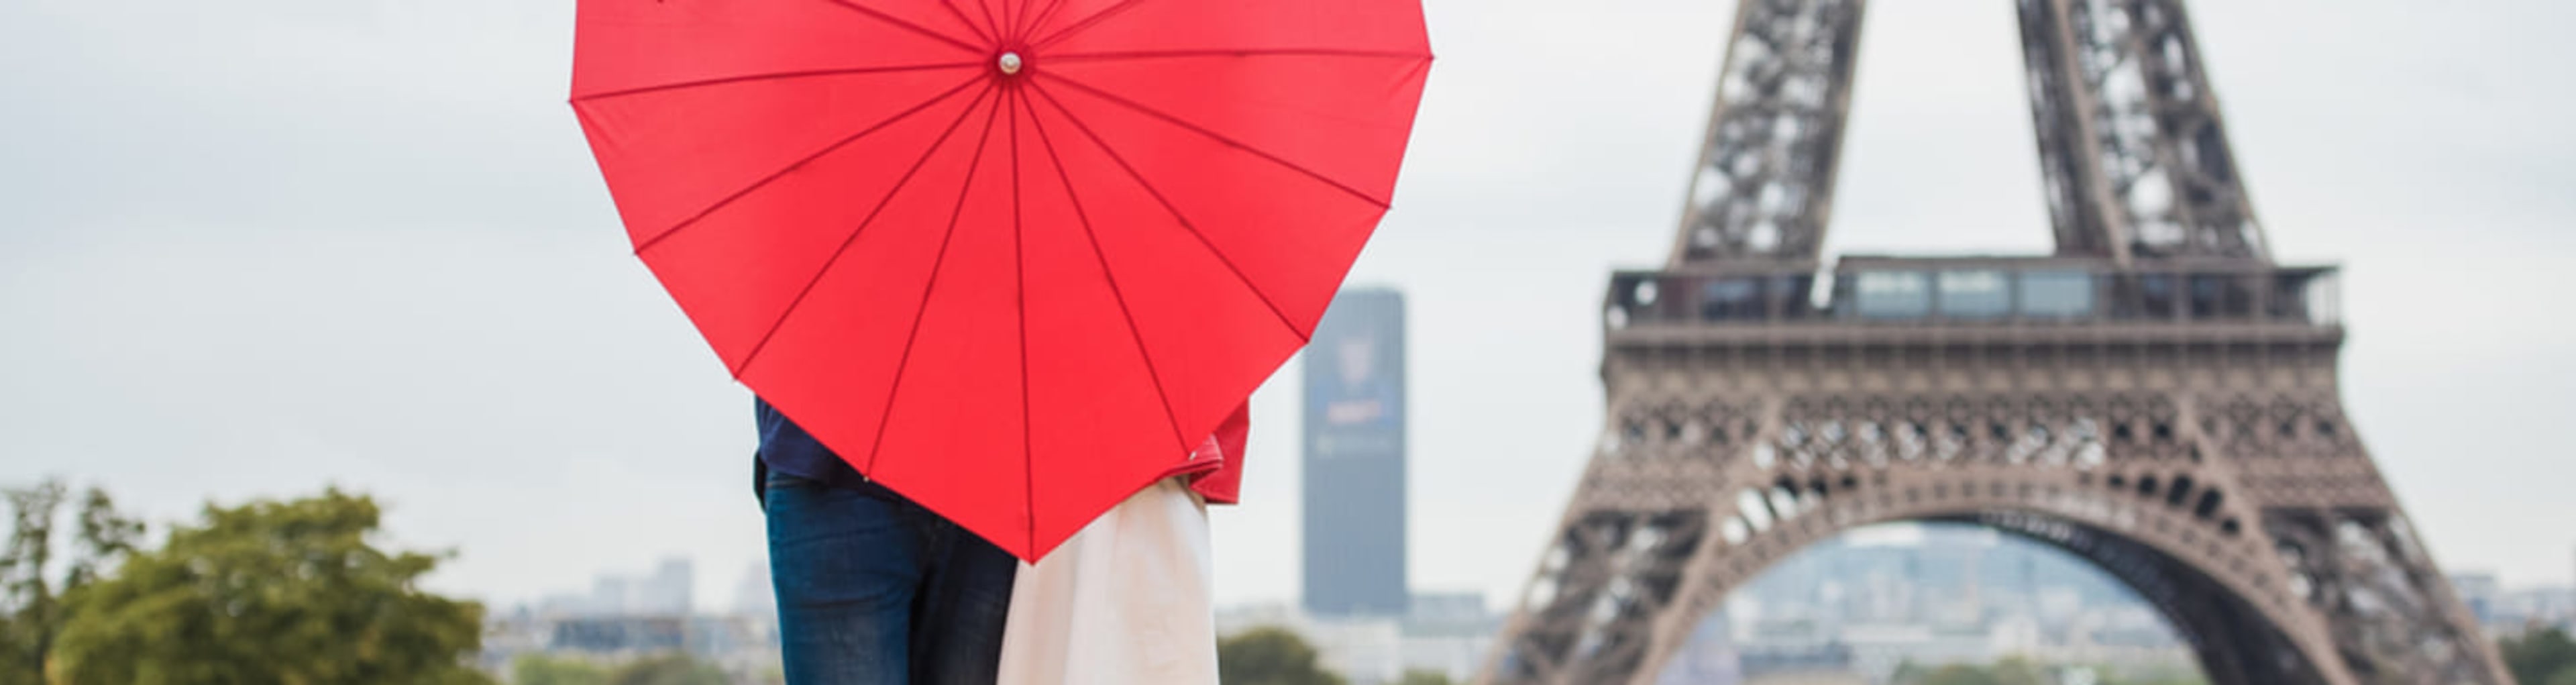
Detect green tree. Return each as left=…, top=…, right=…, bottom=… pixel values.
left=513, top=653, right=611, bottom=685
left=1219, top=626, right=1347, bottom=685
left=1900, top=657, right=2048, bottom=685
left=48, top=488, right=490, bottom=684
left=2503, top=627, right=2576, bottom=685
left=1988, top=657, right=2049, bottom=685
left=2096, top=664, right=2210, bottom=685
left=0, top=480, right=142, bottom=685
left=607, top=654, right=728, bottom=685
left=1915, top=664, right=2002, bottom=685
left=1398, top=670, right=1456, bottom=685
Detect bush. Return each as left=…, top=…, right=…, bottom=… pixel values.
left=1219, top=626, right=1346, bottom=685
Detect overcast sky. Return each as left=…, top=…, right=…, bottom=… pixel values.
left=4, top=0, right=2571, bottom=613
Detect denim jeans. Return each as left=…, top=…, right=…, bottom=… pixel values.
left=763, top=469, right=1018, bottom=684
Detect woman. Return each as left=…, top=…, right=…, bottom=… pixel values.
left=996, top=404, right=1252, bottom=684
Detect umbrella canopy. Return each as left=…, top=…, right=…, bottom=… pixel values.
left=572, top=0, right=1431, bottom=560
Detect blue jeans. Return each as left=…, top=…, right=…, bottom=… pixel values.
left=763, top=469, right=1018, bottom=684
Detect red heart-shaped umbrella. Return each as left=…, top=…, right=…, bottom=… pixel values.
left=572, top=0, right=1431, bottom=559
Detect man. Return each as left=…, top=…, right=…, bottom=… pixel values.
left=755, top=399, right=1016, bottom=684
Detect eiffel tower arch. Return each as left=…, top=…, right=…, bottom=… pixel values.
left=1480, top=1, right=2508, bottom=684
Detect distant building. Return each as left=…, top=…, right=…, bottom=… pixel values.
left=1308, top=616, right=1406, bottom=684
left=1654, top=613, right=1746, bottom=685
left=1401, top=592, right=1501, bottom=683
left=733, top=561, right=777, bottom=619
left=482, top=557, right=779, bottom=681
left=1405, top=591, right=1491, bottom=631
left=589, top=576, right=631, bottom=616
left=635, top=557, right=694, bottom=616
left=2453, top=576, right=2576, bottom=634
left=1217, top=592, right=1499, bottom=685
left=1684, top=522, right=2203, bottom=682
left=537, top=590, right=594, bottom=617
left=2451, top=572, right=2502, bottom=624
left=1303, top=288, right=1409, bottom=618
left=553, top=616, right=688, bottom=654
left=541, top=557, right=699, bottom=619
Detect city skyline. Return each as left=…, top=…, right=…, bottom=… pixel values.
left=3, top=0, right=2571, bottom=617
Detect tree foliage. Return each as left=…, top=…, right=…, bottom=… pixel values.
left=513, top=653, right=610, bottom=685
left=606, top=655, right=728, bottom=685
left=2100, top=670, right=2210, bottom=685
left=513, top=653, right=727, bottom=685
left=0, top=480, right=142, bottom=685
left=47, top=488, right=489, bottom=684
left=2504, top=627, right=2576, bottom=685
left=1890, top=657, right=2206, bottom=685
left=1219, top=626, right=1347, bottom=685
left=1398, top=670, right=1456, bottom=685
left=1900, top=657, right=2048, bottom=685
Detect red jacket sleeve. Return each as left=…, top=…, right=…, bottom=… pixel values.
left=1186, top=402, right=1252, bottom=505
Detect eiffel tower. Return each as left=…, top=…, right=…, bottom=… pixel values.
left=1479, top=1, right=2507, bottom=684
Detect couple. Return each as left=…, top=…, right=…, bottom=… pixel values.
left=755, top=397, right=1251, bottom=684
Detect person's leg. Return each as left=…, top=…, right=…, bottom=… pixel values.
left=767, top=472, right=924, bottom=685
left=910, top=509, right=1020, bottom=684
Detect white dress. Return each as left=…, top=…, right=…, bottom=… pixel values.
left=996, top=476, right=1219, bottom=685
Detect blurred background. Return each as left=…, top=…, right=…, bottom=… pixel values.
left=3, top=0, right=2571, bottom=683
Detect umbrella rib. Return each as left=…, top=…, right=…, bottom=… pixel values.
left=818, top=0, right=987, bottom=54
left=1005, top=0, right=1030, bottom=48
left=1042, top=48, right=1432, bottom=64
left=1020, top=83, right=1195, bottom=457
left=573, top=62, right=985, bottom=103
left=1028, top=0, right=1155, bottom=51
left=1013, top=0, right=1071, bottom=44
left=728, top=83, right=999, bottom=380
left=1007, top=86, right=1038, bottom=555
left=633, top=76, right=989, bottom=256
left=1026, top=81, right=1311, bottom=343
left=936, top=0, right=997, bottom=46
left=1038, top=72, right=1391, bottom=209
left=969, top=0, right=1006, bottom=48
left=863, top=82, right=1012, bottom=474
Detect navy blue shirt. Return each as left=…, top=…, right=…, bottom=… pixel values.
left=753, top=399, right=869, bottom=493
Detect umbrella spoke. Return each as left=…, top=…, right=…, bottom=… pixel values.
left=1042, top=48, right=1430, bottom=64
left=633, top=76, right=990, bottom=255
left=1037, top=72, right=1389, bottom=209
left=1014, top=0, right=1072, bottom=45
left=1000, top=0, right=1025, bottom=47
left=1028, top=0, right=1154, bottom=51
left=730, top=83, right=999, bottom=380
left=572, top=61, right=983, bottom=104
left=1019, top=85, right=1194, bottom=456
left=967, top=0, right=1006, bottom=48
left=1006, top=85, right=1039, bottom=552
left=1025, top=81, right=1309, bottom=342
left=863, top=82, right=1012, bottom=472
left=818, top=0, right=988, bottom=54
left=936, top=0, right=997, bottom=46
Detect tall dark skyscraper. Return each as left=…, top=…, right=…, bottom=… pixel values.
left=1302, top=288, right=1408, bottom=617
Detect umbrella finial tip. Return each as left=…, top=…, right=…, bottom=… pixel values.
left=999, top=52, right=1024, bottom=75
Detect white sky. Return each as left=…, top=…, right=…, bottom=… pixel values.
left=3, top=0, right=2571, bottom=613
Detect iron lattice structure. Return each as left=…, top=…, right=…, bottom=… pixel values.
left=1483, top=1, right=2504, bottom=684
